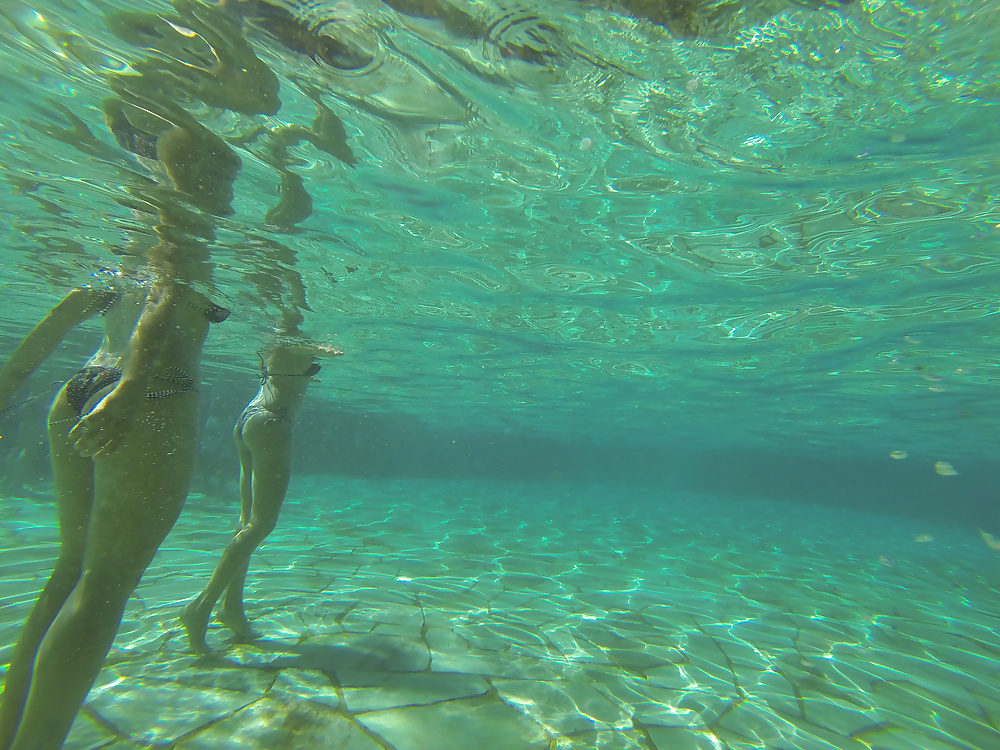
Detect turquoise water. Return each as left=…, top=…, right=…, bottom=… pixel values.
left=1, top=0, right=999, bottom=748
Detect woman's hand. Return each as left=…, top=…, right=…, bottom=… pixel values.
left=69, top=386, right=141, bottom=458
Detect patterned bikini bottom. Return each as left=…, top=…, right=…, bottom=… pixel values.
left=65, top=366, right=194, bottom=415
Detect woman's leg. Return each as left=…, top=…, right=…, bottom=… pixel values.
left=0, top=392, right=93, bottom=750
left=181, top=419, right=256, bottom=652
left=9, top=396, right=198, bottom=750
left=182, top=413, right=292, bottom=653
left=219, top=422, right=259, bottom=637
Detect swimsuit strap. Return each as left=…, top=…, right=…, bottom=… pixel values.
left=259, top=362, right=322, bottom=384
left=146, top=367, right=195, bottom=400
left=0, top=390, right=53, bottom=416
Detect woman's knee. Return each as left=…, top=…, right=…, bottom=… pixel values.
left=84, top=545, right=157, bottom=589
left=49, top=554, right=84, bottom=582
left=69, top=568, right=142, bottom=616
left=240, top=519, right=277, bottom=545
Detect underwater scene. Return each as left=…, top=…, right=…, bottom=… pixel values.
left=1, top=0, right=999, bottom=748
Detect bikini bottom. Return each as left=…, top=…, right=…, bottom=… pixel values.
left=65, top=366, right=194, bottom=416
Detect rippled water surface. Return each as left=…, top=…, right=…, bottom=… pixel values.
left=1, top=0, right=998, bottom=459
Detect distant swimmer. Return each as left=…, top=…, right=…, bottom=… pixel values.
left=182, top=338, right=342, bottom=654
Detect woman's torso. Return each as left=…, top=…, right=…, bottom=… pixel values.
left=85, top=285, right=221, bottom=379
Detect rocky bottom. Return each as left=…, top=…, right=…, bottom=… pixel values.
left=1, top=477, right=998, bottom=750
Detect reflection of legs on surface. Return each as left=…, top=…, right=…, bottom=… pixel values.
left=182, top=413, right=292, bottom=653
left=9, top=400, right=195, bottom=750
left=0, top=393, right=93, bottom=750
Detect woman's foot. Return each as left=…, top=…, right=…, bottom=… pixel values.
left=180, top=600, right=211, bottom=654
left=219, top=604, right=258, bottom=642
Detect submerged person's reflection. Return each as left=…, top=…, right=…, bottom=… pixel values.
left=182, top=335, right=342, bottom=653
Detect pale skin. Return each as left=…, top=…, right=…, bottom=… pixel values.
left=181, top=341, right=341, bottom=654
left=0, top=274, right=216, bottom=750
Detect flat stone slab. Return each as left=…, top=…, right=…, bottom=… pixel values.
left=357, top=695, right=548, bottom=750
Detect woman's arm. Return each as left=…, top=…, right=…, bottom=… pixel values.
left=0, top=287, right=109, bottom=410
left=112, top=278, right=180, bottom=399
left=70, top=279, right=180, bottom=457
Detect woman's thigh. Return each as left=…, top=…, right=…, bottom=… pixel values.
left=85, top=394, right=199, bottom=574
left=241, top=413, right=294, bottom=526
left=47, top=387, right=95, bottom=556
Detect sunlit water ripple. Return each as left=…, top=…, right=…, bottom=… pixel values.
left=0, top=0, right=998, bottom=460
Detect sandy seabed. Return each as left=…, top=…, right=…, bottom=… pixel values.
left=1, top=477, right=999, bottom=750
